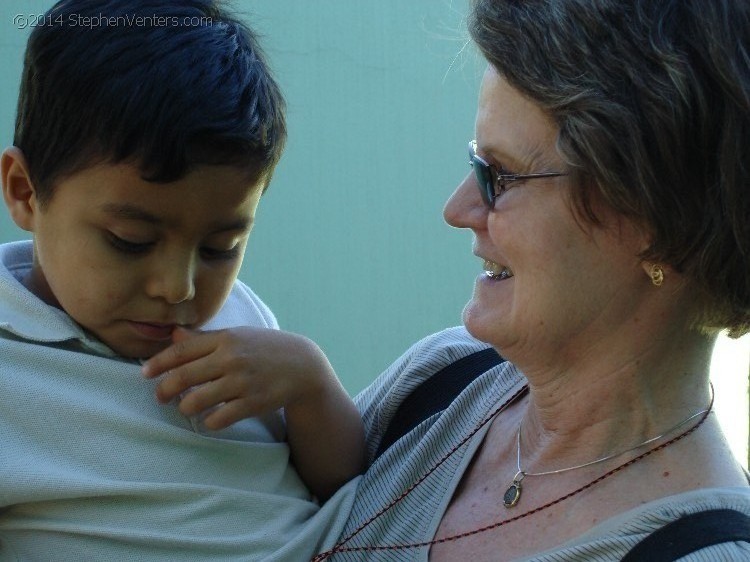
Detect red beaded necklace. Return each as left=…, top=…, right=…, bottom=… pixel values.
left=313, top=384, right=713, bottom=561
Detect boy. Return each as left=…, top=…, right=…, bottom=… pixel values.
left=0, top=1, right=363, bottom=559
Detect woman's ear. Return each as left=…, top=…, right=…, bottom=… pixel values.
left=1, top=147, right=38, bottom=232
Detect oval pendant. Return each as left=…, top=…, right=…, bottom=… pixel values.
left=503, top=482, right=522, bottom=508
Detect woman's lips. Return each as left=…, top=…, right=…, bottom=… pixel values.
left=483, top=259, right=514, bottom=280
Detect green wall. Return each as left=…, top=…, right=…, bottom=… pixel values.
left=0, top=1, right=484, bottom=394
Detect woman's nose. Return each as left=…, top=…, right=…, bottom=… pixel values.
left=443, top=171, right=488, bottom=229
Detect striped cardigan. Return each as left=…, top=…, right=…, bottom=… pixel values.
left=333, top=327, right=750, bottom=561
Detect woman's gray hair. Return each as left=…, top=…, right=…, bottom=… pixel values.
left=470, top=0, right=750, bottom=337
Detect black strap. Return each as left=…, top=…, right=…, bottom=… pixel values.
left=373, top=347, right=504, bottom=461
left=621, top=508, right=750, bottom=561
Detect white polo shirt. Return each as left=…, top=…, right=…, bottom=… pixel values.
left=0, top=240, right=357, bottom=561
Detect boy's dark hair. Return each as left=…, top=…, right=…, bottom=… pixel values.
left=15, top=0, right=286, bottom=204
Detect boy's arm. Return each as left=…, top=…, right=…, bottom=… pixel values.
left=283, top=336, right=365, bottom=500
left=142, top=327, right=364, bottom=501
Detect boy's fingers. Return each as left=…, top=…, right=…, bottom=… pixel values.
left=176, top=377, right=239, bottom=416
left=154, top=356, right=219, bottom=403
left=202, top=398, right=260, bottom=431
left=142, top=329, right=214, bottom=378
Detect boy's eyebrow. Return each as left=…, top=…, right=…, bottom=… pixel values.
left=100, top=203, right=161, bottom=224
left=99, top=203, right=252, bottom=232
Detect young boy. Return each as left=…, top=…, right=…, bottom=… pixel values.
left=0, top=1, right=363, bottom=559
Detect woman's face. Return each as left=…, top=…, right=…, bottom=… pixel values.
left=444, top=67, right=651, bottom=366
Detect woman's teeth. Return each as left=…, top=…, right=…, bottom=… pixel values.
left=483, top=259, right=514, bottom=280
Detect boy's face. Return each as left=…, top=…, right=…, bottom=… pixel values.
left=23, top=162, right=264, bottom=358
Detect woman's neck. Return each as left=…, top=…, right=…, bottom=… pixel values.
left=511, top=327, right=715, bottom=471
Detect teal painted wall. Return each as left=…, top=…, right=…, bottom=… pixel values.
left=0, top=1, right=484, bottom=394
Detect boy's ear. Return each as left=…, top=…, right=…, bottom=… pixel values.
left=1, top=147, right=38, bottom=232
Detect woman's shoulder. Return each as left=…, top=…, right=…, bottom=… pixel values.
left=354, top=326, right=493, bottom=409
left=374, top=326, right=493, bottom=381
left=529, top=487, right=750, bottom=562
left=354, top=326, right=520, bottom=463
left=616, top=485, right=750, bottom=528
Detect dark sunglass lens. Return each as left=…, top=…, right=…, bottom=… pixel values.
left=473, top=159, right=493, bottom=206
left=469, top=142, right=494, bottom=207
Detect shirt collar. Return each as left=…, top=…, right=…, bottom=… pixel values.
left=0, top=240, right=117, bottom=357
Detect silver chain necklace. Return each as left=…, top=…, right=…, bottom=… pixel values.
left=503, top=386, right=713, bottom=508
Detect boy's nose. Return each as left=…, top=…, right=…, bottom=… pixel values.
left=147, top=256, right=196, bottom=304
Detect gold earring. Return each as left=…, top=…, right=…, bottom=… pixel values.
left=649, top=264, right=664, bottom=287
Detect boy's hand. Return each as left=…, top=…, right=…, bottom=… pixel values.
left=144, top=326, right=365, bottom=499
left=142, top=327, right=330, bottom=430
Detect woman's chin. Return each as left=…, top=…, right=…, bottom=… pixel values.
left=461, top=298, right=508, bottom=347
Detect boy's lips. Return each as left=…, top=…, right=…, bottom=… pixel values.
left=128, top=321, right=177, bottom=340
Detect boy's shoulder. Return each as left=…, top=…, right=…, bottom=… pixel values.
left=0, top=239, right=32, bottom=277
left=202, top=279, right=279, bottom=331
left=0, top=240, right=85, bottom=344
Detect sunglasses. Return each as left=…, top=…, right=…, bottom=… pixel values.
left=468, top=140, right=566, bottom=208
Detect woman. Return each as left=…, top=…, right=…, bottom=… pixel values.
left=318, top=0, right=750, bottom=560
